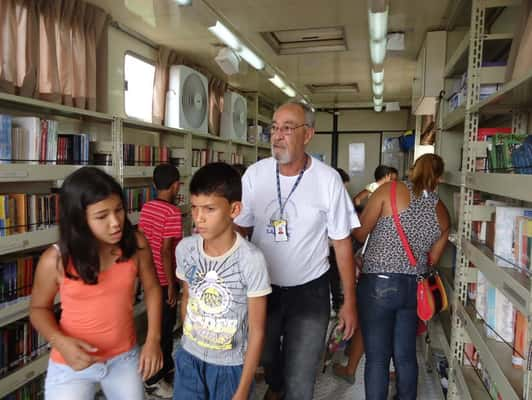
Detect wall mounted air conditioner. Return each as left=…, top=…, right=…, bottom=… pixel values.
left=165, top=65, right=208, bottom=133
left=220, top=91, right=248, bottom=141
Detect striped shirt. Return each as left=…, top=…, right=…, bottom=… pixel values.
left=139, top=199, right=182, bottom=286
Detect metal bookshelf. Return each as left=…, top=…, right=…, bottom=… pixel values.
left=0, top=92, right=271, bottom=397
left=438, top=0, right=532, bottom=399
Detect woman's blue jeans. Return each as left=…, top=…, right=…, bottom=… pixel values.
left=357, top=273, right=418, bottom=400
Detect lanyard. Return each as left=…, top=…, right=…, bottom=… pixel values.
left=276, top=156, right=307, bottom=219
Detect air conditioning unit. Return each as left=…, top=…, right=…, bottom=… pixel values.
left=165, top=65, right=208, bottom=133
left=220, top=91, right=248, bottom=141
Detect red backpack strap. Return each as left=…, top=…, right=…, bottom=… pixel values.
left=390, top=181, right=417, bottom=267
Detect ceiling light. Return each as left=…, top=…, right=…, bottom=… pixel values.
left=373, top=96, right=383, bottom=106
left=282, top=86, right=296, bottom=97
left=368, top=7, right=389, bottom=41
left=174, top=0, right=192, bottom=5
left=238, top=45, right=265, bottom=70
left=369, top=39, right=386, bottom=64
left=372, top=81, right=384, bottom=96
left=208, top=21, right=240, bottom=50
left=371, top=69, right=384, bottom=84
left=269, top=74, right=286, bottom=89
left=374, top=104, right=383, bottom=112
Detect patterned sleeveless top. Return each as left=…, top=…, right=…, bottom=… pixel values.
left=362, top=181, right=441, bottom=275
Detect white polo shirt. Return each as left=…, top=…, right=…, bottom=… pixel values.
left=235, top=156, right=360, bottom=286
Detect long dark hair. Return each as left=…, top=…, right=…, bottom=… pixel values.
left=58, top=167, right=137, bottom=284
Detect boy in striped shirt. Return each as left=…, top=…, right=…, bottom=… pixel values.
left=139, top=163, right=183, bottom=398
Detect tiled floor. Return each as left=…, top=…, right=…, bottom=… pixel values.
left=251, top=337, right=445, bottom=400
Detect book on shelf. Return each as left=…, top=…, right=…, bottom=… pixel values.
left=0, top=194, right=58, bottom=238
left=0, top=318, right=47, bottom=378
left=0, top=254, right=38, bottom=308
left=123, top=187, right=155, bottom=213
left=0, top=115, right=12, bottom=165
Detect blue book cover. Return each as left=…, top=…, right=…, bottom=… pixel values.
left=0, top=115, right=12, bottom=164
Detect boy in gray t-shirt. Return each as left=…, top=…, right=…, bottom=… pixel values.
left=174, top=163, right=271, bottom=400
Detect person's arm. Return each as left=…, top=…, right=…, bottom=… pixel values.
left=352, top=185, right=386, bottom=243
left=331, top=236, right=357, bottom=340
left=162, top=210, right=182, bottom=306
left=353, top=189, right=369, bottom=207
left=161, top=238, right=177, bottom=306
left=136, top=232, right=163, bottom=380
left=179, top=280, right=189, bottom=325
left=429, top=200, right=451, bottom=265
left=30, top=246, right=101, bottom=370
left=232, top=296, right=267, bottom=400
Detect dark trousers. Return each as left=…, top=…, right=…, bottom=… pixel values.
left=262, top=273, right=330, bottom=400
left=146, top=284, right=178, bottom=385
left=357, top=273, right=418, bottom=400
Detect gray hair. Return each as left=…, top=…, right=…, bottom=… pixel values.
left=278, top=101, right=316, bottom=128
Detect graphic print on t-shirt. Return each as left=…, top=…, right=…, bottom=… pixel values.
left=264, top=197, right=299, bottom=239
left=183, top=253, right=246, bottom=351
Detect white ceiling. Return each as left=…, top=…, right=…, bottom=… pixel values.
left=87, top=0, right=455, bottom=107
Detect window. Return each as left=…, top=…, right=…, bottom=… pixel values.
left=124, top=53, right=155, bottom=122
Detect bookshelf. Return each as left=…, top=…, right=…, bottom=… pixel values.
left=0, top=91, right=271, bottom=397
left=436, top=1, right=532, bottom=399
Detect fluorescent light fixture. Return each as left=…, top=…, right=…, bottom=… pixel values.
left=374, top=104, right=383, bottom=112
left=208, top=21, right=240, bottom=50
left=370, top=39, right=386, bottom=64
left=269, top=74, right=286, bottom=89
left=368, top=8, right=388, bottom=41
left=282, top=85, right=296, bottom=97
left=301, top=99, right=308, bottom=104
left=238, top=45, right=265, bottom=70
left=372, top=81, right=384, bottom=96
left=373, top=96, right=383, bottom=106
left=371, top=69, right=384, bottom=84
left=174, top=0, right=192, bottom=5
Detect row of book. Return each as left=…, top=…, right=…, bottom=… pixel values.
left=447, top=68, right=504, bottom=113
left=0, top=194, right=59, bottom=237
left=1, top=375, right=44, bottom=400
left=124, top=185, right=187, bottom=214
left=455, top=204, right=532, bottom=372
left=0, top=115, right=58, bottom=165
left=473, top=127, right=530, bottom=173
left=0, top=319, right=47, bottom=379
left=124, top=187, right=156, bottom=213
left=0, top=115, right=95, bottom=165
left=463, top=346, right=511, bottom=399
left=191, top=148, right=226, bottom=167
left=123, top=144, right=169, bottom=166
left=0, top=255, right=37, bottom=308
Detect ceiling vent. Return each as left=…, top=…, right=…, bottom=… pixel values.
left=261, top=26, right=347, bottom=55
left=306, top=83, right=359, bottom=94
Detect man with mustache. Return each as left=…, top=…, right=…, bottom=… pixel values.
left=235, top=101, right=360, bottom=400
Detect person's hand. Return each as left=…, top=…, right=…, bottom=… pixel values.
left=167, top=285, right=177, bottom=307
left=53, top=335, right=101, bottom=370
left=337, top=298, right=358, bottom=340
left=138, top=338, right=163, bottom=380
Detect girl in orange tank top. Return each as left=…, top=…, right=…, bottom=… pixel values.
left=29, top=167, right=164, bottom=400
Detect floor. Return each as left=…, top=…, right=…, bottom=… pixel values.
left=250, top=335, right=445, bottom=400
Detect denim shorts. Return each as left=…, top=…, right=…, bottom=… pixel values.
left=173, top=347, right=248, bottom=400
left=45, top=346, right=144, bottom=400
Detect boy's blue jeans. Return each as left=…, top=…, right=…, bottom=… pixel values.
left=173, top=347, right=245, bottom=400
left=262, top=273, right=330, bottom=400
left=357, top=273, right=418, bottom=400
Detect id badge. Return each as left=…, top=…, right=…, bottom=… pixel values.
left=272, top=219, right=288, bottom=242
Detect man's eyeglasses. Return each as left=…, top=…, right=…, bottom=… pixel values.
left=269, top=123, right=307, bottom=136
